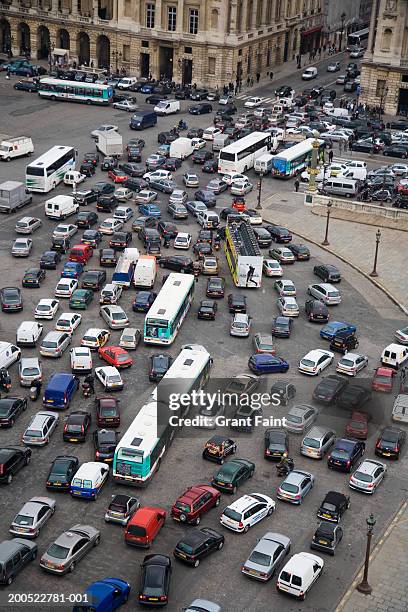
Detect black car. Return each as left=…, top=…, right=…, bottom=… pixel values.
left=157, top=256, right=194, bottom=273
left=328, top=438, right=365, bottom=472
left=92, top=182, right=115, bottom=195
left=192, top=150, right=214, bottom=164
left=313, top=375, right=348, bottom=405
left=305, top=299, right=329, bottom=323
left=211, top=458, right=255, bottom=493
left=40, top=250, right=61, bottom=270
left=175, top=88, right=191, bottom=100
left=80, top=161, right=96, bottom=177
left=352, top=141, right=375, bottom=154
left=139, top=554, right=172, bottom=606
left=202, top=159, right=219, bottom=173
left=190, top=89, right=209, bottom=101
left=76, top=211, right=98, bottom=229
left=105, top=494, right=140, bottom=524
left=99, top=248, right=117, bottom=268
left=101, top=156, right=118, bottom=171
left=158, top=221, right=178, bottom=239
left=311, top=521, right=343, bottom=556
left=394, top=194, right=408, bottom=209
left=375, top=426, right=406, bottom=460
left=193, top=243, right=212, bottom=259
left=133, top=291, right=157, bottom=313
left=0, top=447, right=31, bottom=484
left=125, top=177, right=148, bottom=192
left=164, top=157, right=182, bottom=171
left=93, top=428, right=120, bottom=463
left=275, top=85, right=293, bottom=97
left=317, top=491, right=350, bottom=523
left=330, top=331, right=359, bottom=354
left=157, top=131, right=179, bottom=145
left=14, top=80, right=39, bottom=92
left=149, top=354, right=173, bottom=382
left=126, top=137, right=145, bottom=150
left=202, top=435, right=237, bottom=463
left=198, top=300, right=218, bottom=320
left=22, top=267, right=46, bottom=288
left=337, top=384, right=371, bottom=411
left=73, top=190, right=97, bottom=206
left=81, top=230, right=102, bottom=248
left=63, top=410, right=92, bottom=443
left=265, top=224, right=292, bottom=243
left=96, top=194, right=117, bottom=212
left=127, top=147, right=143, bottom=162
left=206, top=277, right=225, bottom=298
left=264, top=429, right=289, bottom=461
left=110, top=231, right=132, bottom=250
left=81, top=270, right=106, bottom=291
left=174, top=528, right=224, bottom=567
left=194, top=189, right=216, bottom=207
left=0, top=397, right=27, bottom=427
left=46, top=455, right=79, bottom=491
left=196, top=229, right=213, bottom=244
left=51, top=236, right=70, bottom=254
left=389, top=118, right=408, bottom=130
left=253, top=227, right=273, bottom=248
left=288, top=243, right=310, bottom=260
left=145, top=94, right=168, bottom=105
left=227, top=294, right=247, bottom=313
left=121, top=161, right=144, bottom=176
left=0, top=287, right=23, bottom=312
left=270, top=381, right=296, bottom=406
left=313, top=264, right=341, bottom=283
left=271, top=316, right=292, bottom=338
left=133, top=217, right=158, bottom=235
left=187, top=127, right=204, bottom=138
left=344, top=80, right=358, bottom=92
left=189, top=103, right=213, bottom=115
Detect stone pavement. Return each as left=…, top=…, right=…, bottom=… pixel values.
left=336, top=500, right=408, bottom=612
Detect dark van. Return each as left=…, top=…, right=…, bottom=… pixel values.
left=43, top=373, right=79, bottom=409
left=140, top=228, right=161, bottom=253
left=0, top=539, right=37, bottom=585
left=130, top=111, right=157, bottom=130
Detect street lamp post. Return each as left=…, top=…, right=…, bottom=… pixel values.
left=339, top=12, right=346, bottom=52
left=307, top=138, right=320, bottom=192
left=357, top=514, right=376, bottom=594
left=369, top=229, right=381, bottom=277
left=322, top=200, right=332, bottom=246
left=256, top=172, right=264, bottom=209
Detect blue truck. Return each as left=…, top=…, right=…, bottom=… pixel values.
left=72, top=577, right=130, bottom=612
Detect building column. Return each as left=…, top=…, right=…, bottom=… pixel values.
left=113, top=0, right=118, bottom=20
left=366, top=0, right=380, bottom=56
left=155, top=0, right=162, bottom=28
left=251, top=0, right=257, bottom=29
left=71, top=0, right=78, bottom=15
left=51, top=0, right=58, bottom=12
left=229, top=0, right=238, bottom=33
left=261, top=0, right=267, bottom=25
left=176, top=0, right=183, bottom=32
left=92, top=0, right=98, bottom=20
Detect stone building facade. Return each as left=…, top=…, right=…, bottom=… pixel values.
left=0, top=0, right=323, bottom=87
left=361, top=0, right=408, bottom=115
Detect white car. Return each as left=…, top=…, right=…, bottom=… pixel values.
left=54, top=278, right=78, bottom=298
left=22, top=411, right=59, bottom=446
left=135, top=190, right=157, bottom=204
left=70, top=346, right=93, bottom=375
left=16, top=321, right=43, bottom=346
left=327, top=61, right=341, bottom=72
left=183, top=173, right=200, bottom=188
left=99, top=218, right=124, bottom=235
left=389, top=163, right=408, bottom=176
left=52, top=224, right=78, bottom=239
left=349, top=459, right=387, bottom=494
left=263, top=259, right=283, bottom=277
left=299, top=349, right=334, bottom=375
left=202, top=127, right=222, bottom=141
left=336, top=353, right=368, bottom=376
left=15, top=216, right=42, bottom=234
left=274, top=279, right=296, bottom=297
left=114, top=189, right=133, bottom=202
left=119, top=328, right=141, bottom=350
left=246, top=210, right=263, bottom=225
left=254, top=106, right=270, bottom=118
left=114, top=206, right=133, bottom=221
left=99, top=305, right=129, bottom=329
left=81, top=328, right=110, bottom=349
left=308, top=283, right=341, bottom=305
left=174, top=232, right=192, bottom=250
left=63, top=171, right=86, bottom=186
left=95, top=366, right=124, bottom=391
left=277, top=296, right=299, bottom=317
left=55, top=313, right=82, bottom=334
left=113, top=99, right=138, bottom=112
left=222, top=172, right=248, bottom=186
left=190, top=137, right=206, bottom=150
left=277, top=552, right=323, bottom=599
left=230, top=180, right=253, bottom=196
left=244, top=97, right=263, bottom=108
left=143, top=169, right=172, bottom=182
left=395, top=325, right=408, bottom=344
left=91, top=124, right=118, bottom=139
left=34, top=299, right=59, bottom=320
left=220, top=493, right=275, bottom=533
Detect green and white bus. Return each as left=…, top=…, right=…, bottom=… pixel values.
left=144, top=272, right=195, bottom=345
left=26, top=145, right=75, bottom=192
left=38, top=78, right=113, bottom=105
left=271, top=138, right=325, bottom=178
left=113, top=345, right=212, bottom=486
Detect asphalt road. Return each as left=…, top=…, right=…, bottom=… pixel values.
left=0, top=68, right=406, bottom=612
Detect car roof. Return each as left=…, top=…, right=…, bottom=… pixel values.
left=322, top=491, right=347, bottom=506
left=224, top=494, right=262, bottom=513
left=357, top=459, right=385, bottom=475
left=284, top=470, right=312, bottom=485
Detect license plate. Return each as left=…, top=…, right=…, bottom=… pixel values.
left=69, top=438, right=78, bottom=442
left=319, top=539, right=328, bottom=545
left=15, top=528, right=26, bottom=533
left=54, top=482, right=61, bottom=486
left=383, top=452, right=391, bottom=456
left=218, top=481, right=225, bottom=486
left=149, top=598, right=158, bottom=602
left=323, top=513, right=331, bottom=518
left=72, top=491, right=81, bottom=495
left=335, top=461, right=342, bottom=465
left=178, top=552, right=187, bottom=558
left=106, top=418, right=113, bottom=422
left=46, top=400, right=53, bottom=403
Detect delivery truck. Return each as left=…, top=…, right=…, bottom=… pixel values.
left=96, top=132, right=123, bottom=157
left=169, top=137, right=194, bottom=159
left=133, top=255, right=157, bottom=288
left=0, top=181, right=32, bottom=213
left=0, top=136, right=34, bottom=161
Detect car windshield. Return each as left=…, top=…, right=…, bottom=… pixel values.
left=248, top=551, right=271, bottom=566
left=303, top=437, right=319, bottom=448
left=47, top=544, right=70, bottom=560
left=222, top=508, right=241, bottom=522
left=22, top=367, right=40, bottom=376
left=280, top=483, right=298, bottom=493
left=339, top=358, right=354, bottom=367
left=14, top=514, right=34, bottom=526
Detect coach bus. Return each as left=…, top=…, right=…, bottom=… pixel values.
left=25, top=145, right=75, bottom=192
left=347, top=28, right=370, bottom=50
left=271, top=138, right=324, bottom=178
left=38, top=78, right=113, bottom=105
left=218, top=132, right=271, bottom=174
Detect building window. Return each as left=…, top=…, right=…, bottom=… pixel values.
left=189, top=8, right=199, bottom=34
left=381, top=28, right=392, bottom=51
left=184, top=46, right=192, bottom=54
left=167, top=6, right=177, bottom=31
left=376, top=79, right=386, bottom=97
left=122, top=44, right=130, bottom=62
left=142, top=40, right=149, bottom=47
left=124, top=0, right=132, bottom=17
left=146, top=3, right=155, bottom=28
left=208, top=57, right=216, bottom=74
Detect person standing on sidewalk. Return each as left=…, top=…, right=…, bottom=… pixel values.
left=328, top=149, right=334, bottom=163
left=294, top=179, right=300, bottom=193
left=256, top=72, right=260, bottom=83
left=270, top=71, right=274, bottom=80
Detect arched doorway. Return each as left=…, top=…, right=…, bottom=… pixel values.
left=0, top=18, right=11, bottom=55
left=96, top=35, right=110, bottom=69
left=57, top=28, right=70, bottom=50
left=77, top=32, right=90, bottom=66
left=37, top=25, right=50, bottom=60
left=18, top=23, right=31, bottom=56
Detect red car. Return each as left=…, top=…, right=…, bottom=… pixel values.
left=171, top=484, right=221, bottom=525
left=98, top=346, right=133, bottom=368
left=372, top=366, right=396, bottom=392
left=95, top=396, right=120, bottom=427
left=69, top=243, right=93, bottom=264
left=231, top=196, right=246, bottom=212
left=108, top=169, right=128, bottom=183
left=395, top=181, right=408, bottom=195
left=345, top=411, right=368, bottom=440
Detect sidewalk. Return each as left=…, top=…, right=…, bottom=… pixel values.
left=336, top=500, right=408, bottom=612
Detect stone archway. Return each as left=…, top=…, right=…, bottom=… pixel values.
left=77, top=32, right=90, bottom=66
left=37, top=25, right=50, bottom=60
left=18, top=22, right=31, bottom=56
left=0, top=18, right=11, bottom=55
left=96, top=34, right=110, bottom=69
left=57, top=28, right=70, bottom=50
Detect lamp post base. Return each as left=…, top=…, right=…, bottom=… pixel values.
left=357, top=580, right=372, bottom=595
left=322, top=239, right=329, bottom=246
left=369, top=271, right=378, bottom=278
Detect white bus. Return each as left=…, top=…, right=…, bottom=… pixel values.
left=38, top=78, right=113, bottom=105
left=218, top=132, right=271, bottom=174
left=26, top=146, right=75, bottom=192
left=113, top=346, right=212, bottom=486
left=271, top=138, right=324, bottom=178
left=347, top=28, right=370, bottom=50
left=144, top=272, right=194, bottom=345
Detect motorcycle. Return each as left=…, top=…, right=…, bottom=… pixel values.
left=276, top=457, right=294, bottom=478
left=177, top=121, right=188, bottom=131
left=0, top=368, right=11, bottom=393
left=214, top=240, right=221, bottom=251
left=81, top=382, right=94, bottom=398
left=30, top=384, right=41, bottom=401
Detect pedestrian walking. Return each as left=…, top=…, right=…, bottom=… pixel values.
left=250, top=77, right=254, bottom=87
left=294, top=179, right=300, bottom=193
left=256, top=72, right=260, bottom=83
left=269, top=71, right=274, bottom=80
left=246, top=76, right=250, bottom=87
left=328, top=149, right=334, bottom=163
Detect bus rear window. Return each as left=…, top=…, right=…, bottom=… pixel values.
left=219, top=151, right=235, bottom=162
left=26, top=167, right=45, bottom=176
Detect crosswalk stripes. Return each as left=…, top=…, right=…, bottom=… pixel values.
left=235, top=94, right=276, bottom=104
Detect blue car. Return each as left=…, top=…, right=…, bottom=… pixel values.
left=138, top=203, right=161, bottom=218
left=248, top=354, right=289, bottom=375
left=132, top=290, right=157, bottom=312
left=327, top=438, right=365, bottom=472
left=61, top=262, right=84, bottom=279
left=73, top=577, right=130, bottom=612
left=140, top=83, right=155, bottom=94
left=320, top=321, right=356, bottom=341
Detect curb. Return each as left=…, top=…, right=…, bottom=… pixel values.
left=334, top=499, right=408, bottom=611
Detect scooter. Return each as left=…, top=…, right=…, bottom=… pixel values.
left=82, top=382, right=94, bottom=398
left=0, top=369, right=11, bottom=393
left=276, top=457, right=294, bottom=478
left=178, top=121, right=188, bottom=131
left=30, top=384, right=41, bottom=401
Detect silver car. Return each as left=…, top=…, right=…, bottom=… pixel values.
left=22, top=411, right=59, bottom=446
left=183, top=173, right=199, bottom=188
left=19, top=357, right=42, bottom=387
left=39, top=331, right=71, bottom=358
left=349, top=459, right=387, bottom=494
left=277, top=470, right=315, bottom=504
left=300, top=426, right=336, bottom=459
left=99, top=305, right=129, bottom=329
left=40, top=524, right=100, bottom=574
left=169, top=189, right=188, bottom=205
left=11, top=238, right=32, bottom=257
left=242, top=532, right=291, bottom=581
left=284, top=404, right=318, bottom=433
left=10, top=497, right=56, bottom=539
left=15, top=216, right=42, bottom=234
left=230, top=313, right=251, bottom=337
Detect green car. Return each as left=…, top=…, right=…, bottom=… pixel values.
left=69, top=289, right=94, bottom=310
left=211, top=458, right=255, bottom=493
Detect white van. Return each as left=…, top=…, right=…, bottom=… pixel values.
left=213, top=134, right=231, bottom=152
left=154, top=100, right=180, bottom=116
left=19, top=357, right=42, bottom=386
left=197, top=210, right=220, bottom=229
left=123, top=247, right=139, bottom=264
left=100, top=283, right=123, bottom=304
left=64, top=170, right=86, bottom=186
left=16, top=321, right=43, bottom=347
left=133, top=255, right=157, bottom=288
left=169, top=137, right=194, bottom=159
left=0, top=136, right=34, bottom=162
left=117, top=76, right=137, bottom=90
left=277, top=552, right=324, bottom=599
left=302, top=67, right=318, bottom=80
left=381, top=343, right=408, bottom=369
left=325, top=107, right=349, bottom=118
left=0, top=341, right=21, bottom=369
left=45, top=195, right=79, bottom=220
left=340, top=167, right=367, bottom=181
left=254, top=153, right=275, bottom=174
left=70, top=461, right=109, bottom=499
